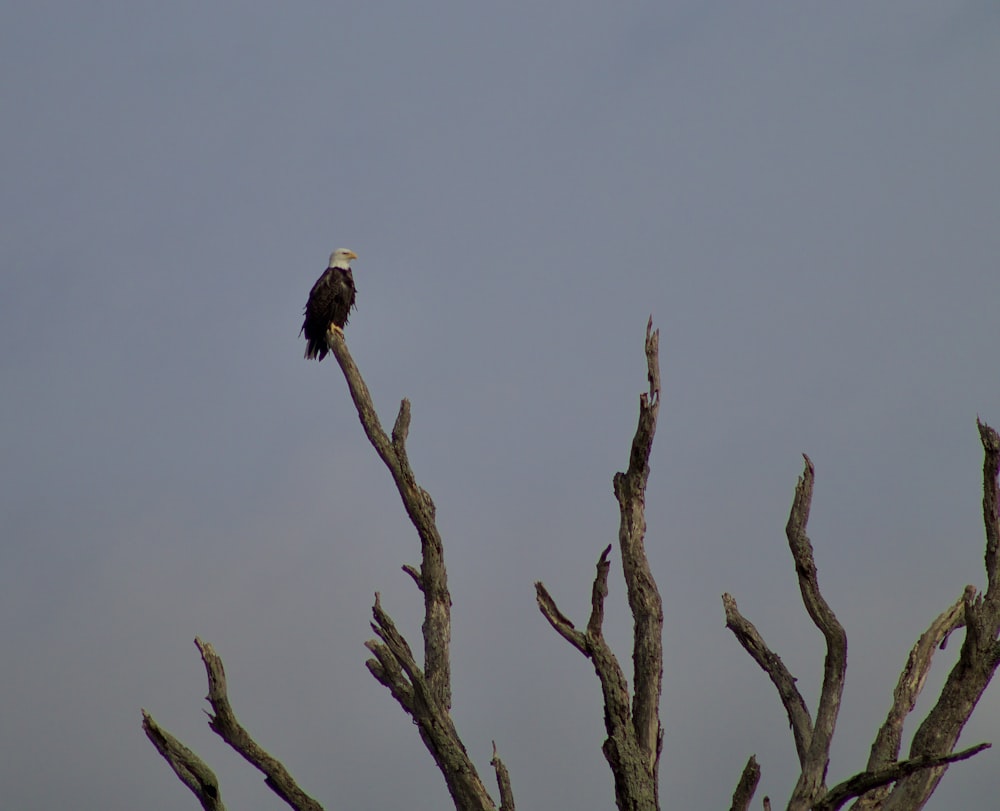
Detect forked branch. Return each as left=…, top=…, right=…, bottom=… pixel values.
left=327, top=329, right=499, bottom=811
left=327, top=330, right=452, bottom=711
left=879, top=418, right=1000, bottom=811
left=536, top=319, right=663, bottom=811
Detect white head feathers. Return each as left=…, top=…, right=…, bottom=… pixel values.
left=328, top=249, right=358, bottom=270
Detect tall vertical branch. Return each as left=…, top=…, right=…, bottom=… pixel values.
left=613, top=317, right=664, bottom=773
left=536, top=318, right=663, bottom=811
left=785, top=456, right=848, bottom=811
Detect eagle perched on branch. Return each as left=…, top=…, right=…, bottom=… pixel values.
left=301, top=249, right=358, bottom=361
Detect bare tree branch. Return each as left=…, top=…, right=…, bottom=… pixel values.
left=536, top=319, right=663, bottom=811
left=142, top=710, right=225, bottom=811
left=365, top=596, right=497, bottom=811
left=328, top=330, right=452, bottom=711
left=729, top=754, right=761, bottom=811
left=817, top=743, right=990, bottom=811
left=613, top=317, right=665, bottom=781
left=722, top=593, right=813, bottom=766
left=195, top=638, right=324, bottom=811
left=534, top=548, right=634, bottom=745
left=850, top=590, right=969, bottom=810
left=536, top=578, right=590, bottom=656
left=327, top=330, right=501, bottom=811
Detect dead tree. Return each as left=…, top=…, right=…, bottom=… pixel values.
left=142, top=316, right=999, bottom=811
left=722, top=420, right=1000, bottom=811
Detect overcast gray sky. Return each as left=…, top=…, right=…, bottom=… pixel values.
left=2, top=2, right=999, bottom=809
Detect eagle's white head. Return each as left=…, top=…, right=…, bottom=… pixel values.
left=329, top=249, right=358, bottom=270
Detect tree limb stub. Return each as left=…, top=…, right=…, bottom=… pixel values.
left=142, top=710, right=226, bottom=811
left=195, top=638, right=324, bottom=811
left=728, top=754, right=761, bottom=811
left=491, top=742, right=516, bottom=811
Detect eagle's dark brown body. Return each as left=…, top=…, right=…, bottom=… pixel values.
left=301, top=265, right=356, bottom=361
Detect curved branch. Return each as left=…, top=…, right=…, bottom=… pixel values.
left=722, top=593, right=813, bottom=766
left=785, top=456, right=847, bottom=811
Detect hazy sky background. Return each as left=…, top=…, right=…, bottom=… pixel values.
left=2, top=2, right=999, bottom=809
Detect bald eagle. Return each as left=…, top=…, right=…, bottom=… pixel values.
left=301, top=249, right=358, bottom=361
